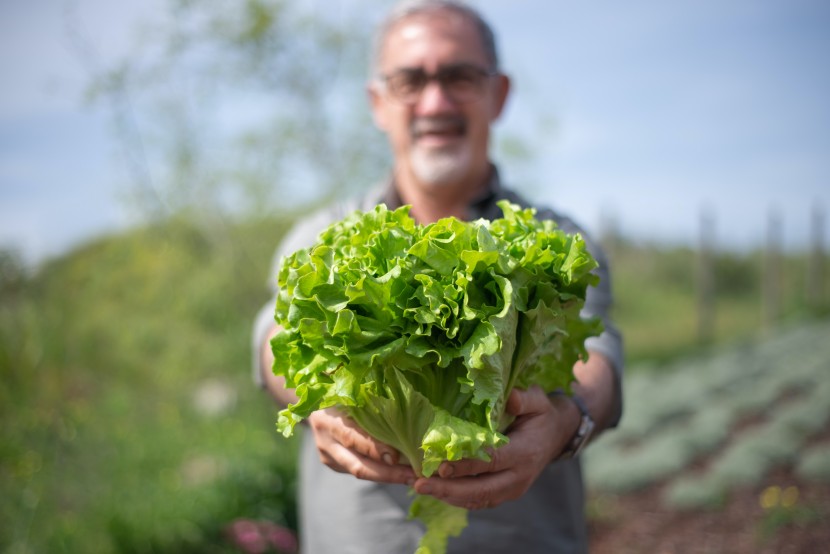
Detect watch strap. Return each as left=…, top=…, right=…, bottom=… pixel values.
left=551, top=392, right=595, bottom=460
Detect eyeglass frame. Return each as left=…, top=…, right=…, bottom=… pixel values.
left=375, top=63, right=501, bottom=105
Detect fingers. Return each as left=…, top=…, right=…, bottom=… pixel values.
left=417, top=431, right=536, bottom=509
left=506, top=385, right=550, bottom=417
left=312, top=408, right=400, bottom=465
left=505, top=387, right=524, bottom=416
left=415, top=388, right=562, bottom=509
left=322, top=441, right=416, bottom=485
left=309, top=408, right=415, bottom=486
left=437, top=387, right=554, bottom=480
left=414, top=470, right=527, bottom=510
left=436, top=447, right=502, bottom=479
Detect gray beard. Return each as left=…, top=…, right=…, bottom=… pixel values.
left=409, top=146, right=472, bottom=188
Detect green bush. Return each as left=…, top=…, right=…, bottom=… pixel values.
left=0, top=216, right=300, bottom=553
left=663, top=475, right=725, bottom=510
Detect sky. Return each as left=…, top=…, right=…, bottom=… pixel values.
left=2, top=0, right=830, bottom=267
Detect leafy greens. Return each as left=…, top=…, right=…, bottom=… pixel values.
left=271, top=200, right=602, bottom=553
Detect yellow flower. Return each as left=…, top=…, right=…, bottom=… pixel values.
left=781, top=486, right=799, bottom=508
left=760, top=486, right=780, bottom=510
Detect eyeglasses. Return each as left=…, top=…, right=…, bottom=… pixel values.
left=377, top=64, right=499, bottom=105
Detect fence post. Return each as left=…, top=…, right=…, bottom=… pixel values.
left=762, top=210, right=782, bottom=332
left=696, top=206, right=716, bottom=344
left=806, top=203, right=825, bottom=313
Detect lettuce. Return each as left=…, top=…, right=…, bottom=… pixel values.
left=271, top=201, right=602, bottom=553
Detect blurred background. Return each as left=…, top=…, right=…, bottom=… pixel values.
left=2, top=1, right=828, bottom=553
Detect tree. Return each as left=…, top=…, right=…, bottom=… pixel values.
left=83, top=0, right=389, bottom=222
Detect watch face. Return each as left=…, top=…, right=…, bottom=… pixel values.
left=581, top=416, right=595, bottom=444
left=571, top=414, right=595, bottom=457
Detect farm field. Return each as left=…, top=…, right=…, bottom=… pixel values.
left=585, top=319, right=830, bottom=553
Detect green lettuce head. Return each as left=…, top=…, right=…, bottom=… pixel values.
left=271, top=201, right=603, bottom=553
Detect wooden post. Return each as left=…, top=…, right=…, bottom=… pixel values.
left=807, top=203, right=825, bottom=312
left=762, top=210, right=782, bottom=332
left=697, top=206, right=716, bottom=344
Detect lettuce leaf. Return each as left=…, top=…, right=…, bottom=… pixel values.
left=409, top=494, right=468, bottom=554
left=271, top=201, right=602, bottom=553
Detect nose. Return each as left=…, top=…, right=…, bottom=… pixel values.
left=415, top=79, right=457, bottom=116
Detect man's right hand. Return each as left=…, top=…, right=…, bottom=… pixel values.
left=307, top=407, right=417, bottom=486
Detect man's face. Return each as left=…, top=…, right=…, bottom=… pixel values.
left=369, top=10, right=509, bottom=189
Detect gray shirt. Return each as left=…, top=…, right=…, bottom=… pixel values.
left=252, top=169, right=623, bottom=554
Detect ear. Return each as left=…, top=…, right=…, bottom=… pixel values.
left=489, top=73, right=511, bottom=121
left=367, top=82, right=389, bottom=131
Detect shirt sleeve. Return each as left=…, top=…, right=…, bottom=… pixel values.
left=577, top=232, right=624, bottom=427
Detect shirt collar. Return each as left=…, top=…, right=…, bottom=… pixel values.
left=378, top=165, right=503, bottom=221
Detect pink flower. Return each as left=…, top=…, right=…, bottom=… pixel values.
left=225, top=519, right=298, bottom=554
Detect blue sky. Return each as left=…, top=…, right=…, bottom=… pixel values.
left=480, top=0, right=830, bottom=249
left=2, top=0, right=829, bottom=266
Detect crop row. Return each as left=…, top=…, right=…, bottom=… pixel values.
left=583, top=320, right=830, bottom=508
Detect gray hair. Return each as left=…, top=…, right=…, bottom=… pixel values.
left=370, top=0, right=500, bottom=75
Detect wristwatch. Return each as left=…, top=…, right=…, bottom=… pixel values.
left=553, top=393, right=595, bottom=459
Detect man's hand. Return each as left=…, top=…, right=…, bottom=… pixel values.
left=263, top=324, right=415, bottom=486
left=412, top=386, right=580, bottom=510
left=308, top=407, right=417, bottom=486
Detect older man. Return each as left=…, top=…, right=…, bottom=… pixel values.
left=252, top=1, right=623, bottom=552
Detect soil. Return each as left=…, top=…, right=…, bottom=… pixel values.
left=587, top=393, right=830, bottom=554
left=587, top=467, right=830, bottom=554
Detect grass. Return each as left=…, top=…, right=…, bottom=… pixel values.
left=606, top=239, right=829, bottom=364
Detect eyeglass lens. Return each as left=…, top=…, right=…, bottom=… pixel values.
left=384, top=64, right=494, bottom=103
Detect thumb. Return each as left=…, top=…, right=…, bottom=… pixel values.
left=506, top=388, right=524, bottom=416
left=506, top=386, right=548, bottom=416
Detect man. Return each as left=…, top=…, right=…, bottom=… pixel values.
left=252, top=1, right=623, bottom=552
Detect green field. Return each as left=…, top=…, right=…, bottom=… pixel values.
left=1, top=215, right=827, bottom=553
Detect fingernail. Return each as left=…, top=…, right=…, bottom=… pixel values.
left=440, top=464, right=454, bottom=478
left=382, top=453, right=393, bottom=465
left=419, top=483, right=432, bottom=495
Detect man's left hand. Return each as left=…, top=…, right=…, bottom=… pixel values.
left=412, top=386, right=580, bottom=510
